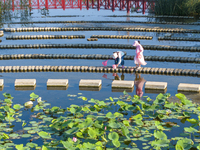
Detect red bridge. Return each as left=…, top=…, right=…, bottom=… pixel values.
left=2, top=0, right=154, bottom=14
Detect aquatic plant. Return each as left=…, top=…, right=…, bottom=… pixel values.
left=0, top=92, right=200, bottom=149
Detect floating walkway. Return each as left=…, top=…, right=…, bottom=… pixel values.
left=0, top=54, right=199, bottom=64
left=3, top=20, right=200, bottom=25
left=0, top=65, right=199, bottom=77
left=90, top=35, right=153, bottom=40
left=0, top=44, right=199, bottom=52
left=46, top=15, right=194, bottom=19
left=158, top=37, right=200, bottom=42
left=6, top=35, right=85, bottom=40
left=4, top=27, right=200, bottom=33
left=105, top=15, right=194, bottom=19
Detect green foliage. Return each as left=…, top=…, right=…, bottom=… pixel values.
left=0, top=92, right=199, bottom=149
left=154, top=0, right=200, bottom=15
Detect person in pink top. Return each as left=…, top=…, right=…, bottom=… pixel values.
left=133, top=40, right=147, bottom=69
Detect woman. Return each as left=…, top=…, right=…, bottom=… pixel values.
left=133, top=41, right=147, bottom=69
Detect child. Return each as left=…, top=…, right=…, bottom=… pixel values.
left=133, top=41, right=147, bottom=69
left=113, top=51, right=126, bottom=68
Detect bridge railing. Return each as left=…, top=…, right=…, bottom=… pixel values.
left=0, top=0, right=154, bottom=13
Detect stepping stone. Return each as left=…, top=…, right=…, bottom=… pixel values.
left=178, top=83, right=200, bottom=92
left=0, top=79, right=4, bottom=91
left=112, top=80, right=134, bottom=88
left=79, top=79, right=102, bottom=87
left=15, top=79, right=36, bottom=87
left=79, top=86, right=101, bottom=91
left=0, top=79, right=4, bottom=87
left=145, top=81, right=167, bottom=90
left=47, top=79, right=68, bottom=87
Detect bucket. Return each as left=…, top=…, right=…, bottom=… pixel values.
left=112, top=64, right=116, bottom=69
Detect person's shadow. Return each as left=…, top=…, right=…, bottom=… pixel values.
left=134, top=74, right=146, bottom=97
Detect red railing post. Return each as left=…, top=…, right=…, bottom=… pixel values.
left=127, top=0, right=130, bottom=13
left=62, top=0, right=65, bottom=10
left=92, top=0, right=94, bottom=8
left=119, top=0, right=121, bottom=10
left=122, top=0, right=124, bottom=9
left=97, top=0, right=100, bottom=10
left=54, top=0, right=57, bottom=8
left=87, top=0, right=89, bottom=10
left=37, top=0, right=40, bottom=9
left=29, top=0, right=31, bottom=9
left=142, top=0, right=145, bottom=14
left=108, top=0, right=110, bottom=8
left=45, top=0, right=48, bottom=9
left=80, top=0, right=82, bottom=10
left=112, top=0, right=115, bottom=12
left=136, top=0, right=139, bottom=8
left=12, top=0, right=14, bottom=11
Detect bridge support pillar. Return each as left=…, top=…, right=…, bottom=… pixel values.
left=62, top=0, right=65, bottom=10
left=87, top=0, right=89, bottom=10
left=29, top=0, right=31, bottom=9
left=12, top=0, right=14, bottom=11
left=45, top=0, right=48, bottom=10
left=112, top=0, right=115, bottom=12
left=92, top=0, right=94, bottom=8
left=142, top=0, right=145, bottom=14
left=127, top=0, right=130, bottom=13
left=79, top=0, right=82, bottom=10
left=37, top=0, right=40, bottom=9
left=97, top=0, right=100, bottom=10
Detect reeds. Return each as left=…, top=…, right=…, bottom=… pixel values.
left=154, top=0, right=200, bottom=16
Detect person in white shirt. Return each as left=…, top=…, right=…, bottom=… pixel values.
left=113, top=51, right=125, bottom=68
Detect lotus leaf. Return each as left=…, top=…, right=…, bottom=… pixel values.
left=151, top=139, right=170, bottom=148
left=21, top=134, right=31, bottom=138
left=176, top=138, right=193, bottom=150
left=121, top=126, right=129, bottom=138
left=123, top=120, right=130, bottom=126
left=30, top=92, right=39, bottom=100
left=38, top=131, right=51, bottom=139
left=88, top=127, right=97, bottom=139
left=184, top=127, right=198, bottom=133
left=132, top=114, right=143, bottom=120
left=154, top=130, right=167, bottom=140
left=112, top=139, right=120, bottom=147
left=106, top=112, right=116, bottom=119
left=108, top=121, right=121, bottom=128
left=187, top=118, right=198, bottom=124
left=15, top=144, right=29, bottom=150
left=108, top=132, right=119, bottom=141
left=65, top=127, right=79, bottom=135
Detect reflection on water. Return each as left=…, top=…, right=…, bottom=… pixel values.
left=113, top=73, right=125, bottom=80
left=102, top=73, right=125, bottom=81
left=134, top=73, right=146, bottom=97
